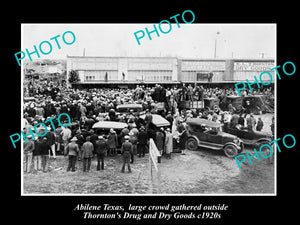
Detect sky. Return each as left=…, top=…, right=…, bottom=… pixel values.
left=22, top=24, right=276, bottom=60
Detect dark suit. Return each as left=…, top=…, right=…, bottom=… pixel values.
left=95, top=140, right=107, bottom=170
left=121, top=141, right=133, bottom=172
left=137, top=131, right=148, bottom=157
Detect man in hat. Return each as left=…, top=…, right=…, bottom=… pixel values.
left=46, top=126, right=56, bottom=159
left=137, top=126, right=148, bottom=157
left=37, top=137, right=51, bottom=172
left=95, top=136, right=107, bottom=170
left=121, top=136, right=133, bottom=173
left=74, top=130, right=85, bottom=161
left=24, top=135, right=34, bottom=173
left=33, top=136, right=42, bottom=172
left=65, top=137, right=79, bottom=172
left=246, top=113, right=256, bottom=131
left=128, top=132, right=137, bottom=163
left=178, top=124, right=188, bottom=155
left=89, top=129, right=98, bottom=151
left=81, top=136, right=94, bottom=172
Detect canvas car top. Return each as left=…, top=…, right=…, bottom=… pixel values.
left=92, top=121, right=128, bottom=130
left=186, top=118, right=223, bottom=128
left=140, top=114, right=170, bottom=127
left=116, top=104, right=143, bottom=109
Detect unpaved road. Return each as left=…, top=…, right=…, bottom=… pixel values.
left=23, top=147, right=274, bottom=194
left=23, top=113, right=275, bottom=195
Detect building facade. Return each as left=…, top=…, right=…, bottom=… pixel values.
left=67, top=56, right=178, bottom=84
left=66, top=56, right=275, bottom=85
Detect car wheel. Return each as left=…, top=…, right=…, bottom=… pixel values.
left=186, top=138, right=198, bottom=151
left=257, top=141, right=271, bottom=155
left=223, top=144, right=238, bottom=158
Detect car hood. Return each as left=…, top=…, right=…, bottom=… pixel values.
left=254, top=130, right=272, bottom=137
left=217, top=131, right=237, bottom=139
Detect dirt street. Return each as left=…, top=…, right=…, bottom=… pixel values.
left=23, top=148, right=274, bottom=194
left=23, top=113, right=275, bottom=195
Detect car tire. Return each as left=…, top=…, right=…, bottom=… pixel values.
left=257, top=141, right=271, bottom=155
left=186, top=138, right=198, bottom=151
left=223, top=144, right=238, bottom=158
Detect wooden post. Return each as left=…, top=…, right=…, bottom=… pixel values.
left=149, top=153, right=153, bottom=194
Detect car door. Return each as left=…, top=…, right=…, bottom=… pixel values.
left=205, top=130, right=223, bottom=145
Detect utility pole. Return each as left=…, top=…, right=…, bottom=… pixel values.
left=214, top=32, right=220, bottom=58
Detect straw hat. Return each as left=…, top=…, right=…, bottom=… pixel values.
left=71, top=137, right=78, bottom=142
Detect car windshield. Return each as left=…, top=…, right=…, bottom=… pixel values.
left=188, top=124, right=219, bottom=134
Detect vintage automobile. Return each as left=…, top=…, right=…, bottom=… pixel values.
left=92, top=121, right=128, bottom=135
left=223, top=125, right=272, bottom=149
left=92, top=121, right=129, bottom=150
left=178, top=100, right=204, bottom=110
left=140, top=113, right=184, bottom=152
left=204, top=97, right=220, bottom=110
left=243, top=95, right=273, bottom=114
left=139, top=114, right=170, bottom=128
left=185, top=118, right=244, bottom=157
left=116, top=103, right=143, bottom=115
left=224, top=95, right=244, bottom=113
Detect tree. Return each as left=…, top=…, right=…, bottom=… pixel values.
left=68, top=70, right=80, bottom=83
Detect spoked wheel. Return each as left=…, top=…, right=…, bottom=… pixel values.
left=223, top=144, right=238, bottom=158
left=257, top=141, right=272, bottom=157
left=186, top=138, right=198, bottom=151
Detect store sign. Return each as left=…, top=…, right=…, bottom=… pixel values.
left=73, top=62, right=118, bottom=70
left=234, top=62, right=275, bottom=71
left=128, top=62, right=172, bottom=70
left=181, top=61, right=225, bottom=71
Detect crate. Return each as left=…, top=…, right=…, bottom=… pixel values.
left=179, top=101, right=204, bottom=109
left=191, top=101, right=204, bottom=109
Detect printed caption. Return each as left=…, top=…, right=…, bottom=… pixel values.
left=74, top=203, right=228, bottom=221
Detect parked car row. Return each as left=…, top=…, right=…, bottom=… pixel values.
left=179, top=94, right=274, bottom=115
left=185, top=117, right=273, bottom=158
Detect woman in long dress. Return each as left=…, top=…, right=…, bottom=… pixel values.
left=164, top=128, right=173, bottom=159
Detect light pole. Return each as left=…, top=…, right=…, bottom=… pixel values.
left=214, top=31, right=220, bottom=58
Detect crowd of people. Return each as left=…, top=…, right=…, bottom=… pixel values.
left=23, top=80, right=274, bottom=174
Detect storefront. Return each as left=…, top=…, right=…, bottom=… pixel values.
left=66, top=56, right=178, bottom=84
left=67, top=56, right=275, bottom=86
left=178, top=59, right=226, bottom=83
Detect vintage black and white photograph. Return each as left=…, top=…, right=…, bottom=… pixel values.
left=21, top=23, right=276, bottom=195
